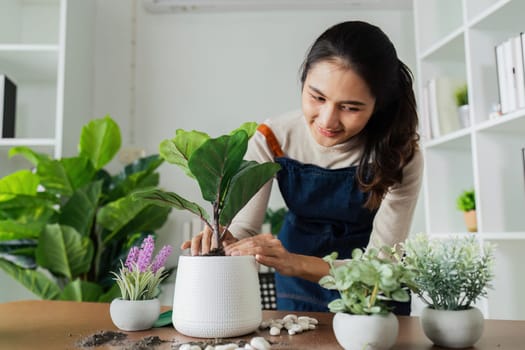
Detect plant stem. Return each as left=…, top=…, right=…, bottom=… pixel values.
left=213, top=201, right=220, bottom=249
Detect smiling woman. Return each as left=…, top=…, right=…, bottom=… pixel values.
left=184, top=20, right=423, bottom=314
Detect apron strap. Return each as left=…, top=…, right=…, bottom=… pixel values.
left=257, top=124, right=284, bottom=158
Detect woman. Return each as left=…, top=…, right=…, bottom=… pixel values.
left=182, top=21, right=422, bottom=314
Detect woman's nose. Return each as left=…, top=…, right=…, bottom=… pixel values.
left=318, top=104, right=340, bottom=129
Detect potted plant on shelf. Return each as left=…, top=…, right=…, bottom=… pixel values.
left=319, top=247, right=414, bottom=350
left=0, top=116, right=171, bottom=302
left=454, top=84, right=470, bottom=128
left=134, top=122, right=281, bottom=338
left=457, top=189, right=477, bottom=232
left=401, top=233, right=495, bottom=348
left=109, top=235, right=172, bottom=331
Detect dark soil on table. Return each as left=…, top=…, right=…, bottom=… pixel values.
left=77, top=331, right=128, bottom=347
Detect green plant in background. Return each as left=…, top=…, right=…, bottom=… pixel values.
left=0, top=116, right=171, bottom=301
left=454, top=84, right=469, bottom=107
left=319, top=248, right=414, bottom=315
left=134, top=123, right=281, bottom=254
left=401, top=233, right=494, bottom=310
left=456, top=189, right=475, bottom=212
left=264, top=207, right=288, bottom=235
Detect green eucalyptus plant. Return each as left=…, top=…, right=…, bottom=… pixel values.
left=134, top=122, right=281, bottom=254
left=0, top=116, right=171, bottom=301
left=401, top=233, right=495, bottom=310
left=457, top=189, right=475, bottom=212
left=319, top=247, right=414, bottom=316
left=454, top=84, right=469, bottom=107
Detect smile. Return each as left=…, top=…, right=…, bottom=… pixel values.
left=316, top=125, right=342, bottom=137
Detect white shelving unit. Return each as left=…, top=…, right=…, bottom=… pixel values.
left=0, top=0, right=95, bottom=177
left=413, top=0, right=525, bottom=320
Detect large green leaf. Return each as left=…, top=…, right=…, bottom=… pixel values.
left=160, top=130, right=209, bottom=178
left=78, top=115, right=121, bottom=170
left=231, top=122, right=257, bottom=138
left=0, top=194, right=57, bottom=222
left=35, top=224, right=94, bottom=280
left=59, top=279, right=103, bottom=302
left=0, top=220, right=44, bottom=241
left=133, top=188, right=209, bottom=222
left=36, top=159, right=74, bottom=196
left=0, top=252, right=36, bottom=268
left=59, top=181, right=102, bottom=237
left=97, top=195, right=150, bottom=232
left=0, top=170, right=39, bottom=201
left=8, top=146, right=51, bottom=166
left=61, top=156, right=96, bottom=190
left=189, top=130, right=248, bottom=202
left=0, top=259, right=60, bottom=300
left=220, top=161, right=280, bottom=226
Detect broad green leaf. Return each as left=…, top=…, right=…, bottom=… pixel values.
left=61, top=156, right=96, bottom=190
left=0, top=259, right=60, bottom=300
left=36, top=159, right=74, bottom=196
left=154, top=310, right=173, bottom=327
left=59, top=181, right=102, bottom=237
left=8, top=146, right=51, bottom=166
left=102, top=204, right=171, bottom=245
left=133, top=189, right=209, bottom=222
left=79, top=115, right=121, bottom=170
left=0, top=170, right=39, bottom=201
left=36, top=224, right=94, bottom=280
left=220, top=161, right=280, bottom=226
left=189, top=130, right=249, bottom=202
left=98, top=195, right=149, bottom=232
left=0, top=220, right=44, bottom=241
left=392, top=288, right=410, bottom=302
left=0, top=194, right=57, bottom=222
left=160, top=130, right=209, bottom=178
left=231, top=122, right=257, bottom=138
left=98, top=283, right=121, bottom=302
left=59, top=279, right=103, bottom=302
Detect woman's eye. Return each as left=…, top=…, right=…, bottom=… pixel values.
left=341, top=105, right=359, bottom=112
left=311, top=94, right=325, bottom=102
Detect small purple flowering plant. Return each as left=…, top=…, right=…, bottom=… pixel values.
left=112, top=235, right=173, bottom=300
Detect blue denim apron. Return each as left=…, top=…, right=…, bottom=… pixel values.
left=258, top=124, right=410, bottom=315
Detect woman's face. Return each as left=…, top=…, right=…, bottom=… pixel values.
left=302, top=60, right=376, bottom=147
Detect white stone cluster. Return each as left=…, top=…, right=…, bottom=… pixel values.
left=259, top=314, right=318, bottom=336
left=177, top=336, right=271, bottom=350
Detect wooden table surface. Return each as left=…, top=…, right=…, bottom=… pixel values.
left=0, top=300, right=524, bottom=349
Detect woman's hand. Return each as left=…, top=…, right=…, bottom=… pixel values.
left=180, top=226, right=238, bottom=256
left=224, top=233, right=298, bottom=276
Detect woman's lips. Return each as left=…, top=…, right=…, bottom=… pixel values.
left=317, top=125, right=341, bottom=137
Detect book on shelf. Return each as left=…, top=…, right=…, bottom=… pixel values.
left=495, top=34, right=525, bottom=115
left=423, top=77, right=464, bottom=139
left=0, top=74, right=16, bottom=138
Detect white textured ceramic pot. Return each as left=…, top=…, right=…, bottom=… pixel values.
left=109, top=298, right=160, bottom=331
left=332, top=312, right=399, bottom=350
left=172, top=255, right=262, bottom=338
left=420, top=306, right=484, bottom=348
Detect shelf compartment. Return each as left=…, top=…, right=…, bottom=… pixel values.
left=465, top=0, right=508, bottom=24
left=0, top=0, right=61, bottom=45
left=423, top=134, right=474, bottom=234
left=469, top=0, right=525, bottom=32
left=475, top=129, right=525, bottom=232
left=0, top=46, right=59, bottom=81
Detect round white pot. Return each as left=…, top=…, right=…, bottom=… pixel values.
left=333, top=312, right=399, bottom=350
left=420, top=306, right=484, bottom=348
left=172, top=255, right=262, bottom=338
left=109, top=298, right=160, bottom=331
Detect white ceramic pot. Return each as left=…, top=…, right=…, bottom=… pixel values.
left=109, top=298, right=160, bottom=331
left=172, top=255, right=262, bottom=338
left=420, top=306, right=484, bottom=348
left=332, top=312, right=399, bottom=350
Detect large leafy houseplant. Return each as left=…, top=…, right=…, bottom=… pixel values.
left=0, top=116, right=171, bottom=301
left=134, top=122, right=281, bottom=254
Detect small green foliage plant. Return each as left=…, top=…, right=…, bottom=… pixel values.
left=319, top=247, right=414, bottom=315
left=112, top=235, right=172, bottom=300
left=457, top=189, right=475, bottom=212
left=264, top=207, right=288, bottom=235
left=134, top=122, right=281, bottom=254
left=402, top=233, right=495, bottom=310
left=454, top=84, right=468, bottom=107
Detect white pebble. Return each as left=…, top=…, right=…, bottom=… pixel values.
left=288, top=329, right=296, bottom=335
left=269, top=326, right=281, bottom=336
left=259, top=321, right=270, bottom=329
left=204, top=346, right=215, bottom=350
left=297, top=316, right=310, bottom=323
left=190, top=346, right=202, bottom=350
left=250, top=336, right=271, bottom=350
left=179, top=345, right=191, bottom=350
left=282, top=314, right=298, bottom=323
left=284, top=322, right=294, bottom=330
left=215, top=344, right=238, bottom=350
left=269, top=322, right=283, bottom=329
left=308, top=324, right=316, bottom=330
left=243, top=345, right=255, bottom=350
left=290, top=324, right=303, bottom=333
left=308, top=317, right=319, bottom=325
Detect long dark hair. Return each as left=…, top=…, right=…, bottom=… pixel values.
left=300, top=21, right=419, bottom=209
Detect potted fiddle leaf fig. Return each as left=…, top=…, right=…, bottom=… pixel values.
left=0, top=116, right=171, bottom=302
left=319, top=247, right=414, bottom=350
left=402, top=233, right=495, bottom=348
left=134, top=122, right=281, bottom=338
